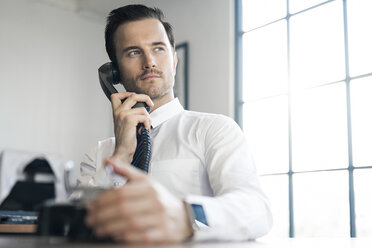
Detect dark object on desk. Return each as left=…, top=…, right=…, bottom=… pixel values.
left=37, top=201, right=110, bottom=241
left=0, top=158, right=55, bottom=211
left=0, top=210, right=38, bottom=234
left=0, top=210, right=38, bottom=225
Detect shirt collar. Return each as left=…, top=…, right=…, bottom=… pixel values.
left=150, top=98, right=184, bottom=128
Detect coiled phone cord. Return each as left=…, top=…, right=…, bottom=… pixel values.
left=131, top=124, right=151, bottom=173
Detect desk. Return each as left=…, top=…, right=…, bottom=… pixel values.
left=0, top=237, right=371, bottom=248
left=0, top=224, right=36, bottom=234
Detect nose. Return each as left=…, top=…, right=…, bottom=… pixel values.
left=142, top=52, right=156, bottom=69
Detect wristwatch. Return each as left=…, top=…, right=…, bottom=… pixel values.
left=184, top=201, right=209, bottom=235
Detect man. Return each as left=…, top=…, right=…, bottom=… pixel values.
left=80, top=4, right=272, bottom=244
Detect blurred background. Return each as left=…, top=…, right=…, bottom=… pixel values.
left=0, top=0, right=371, bottom=239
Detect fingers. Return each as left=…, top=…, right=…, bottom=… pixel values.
left=111, top=92, right=154, bottom=111
left=87, top=197, right=162, bottom=235
left=112, top=92, right=153, bottom=130
left=85, top=184, right=164, bottom=240
left=94, top=214, right=162, bottom=241
left=106, top=158, right=147, bottom=181
left=88, top=179, right=153, bottom=210
left=110, top=92, right=134, bottom=110
left=114, top=108, right=151, bottom=129
left=115, top=226, right=166, bottom=244
left=145, top=118, right=151, bottom=131
left=84, top=174, right=189, bottom=244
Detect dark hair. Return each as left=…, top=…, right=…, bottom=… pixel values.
left=105, top=4, right=175, bottom=63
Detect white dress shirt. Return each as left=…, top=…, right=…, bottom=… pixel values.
left=78, top=98, right=272, bottom=241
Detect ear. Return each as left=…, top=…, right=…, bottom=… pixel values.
left=172, top=51, right=178, bottom=77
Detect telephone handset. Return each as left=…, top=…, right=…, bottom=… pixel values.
left=98, top=62, right=151, bottom=172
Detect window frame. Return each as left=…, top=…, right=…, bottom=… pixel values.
left=235, top=0, right=372, bottom=237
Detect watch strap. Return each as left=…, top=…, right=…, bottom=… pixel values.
left=183, top=200, right=209, bottom=235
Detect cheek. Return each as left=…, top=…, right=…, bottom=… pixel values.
left=162, top=57, right=175, bottom=74
left=119, top=63, right=136, bottom=79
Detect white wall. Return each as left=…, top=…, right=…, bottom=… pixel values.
left=159, top=0, right=235, bottom=116
left=0, top=0, right=112, bottom=165
left=0, top=0, right=235, bottom=165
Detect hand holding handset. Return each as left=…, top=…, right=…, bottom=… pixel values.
left=98, top=62, right=151, bottom=173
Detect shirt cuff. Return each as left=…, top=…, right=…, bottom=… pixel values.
left=183, top=195, right=229, bottom=242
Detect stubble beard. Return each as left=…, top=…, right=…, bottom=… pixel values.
left=122, top=72, right=174, bottom=100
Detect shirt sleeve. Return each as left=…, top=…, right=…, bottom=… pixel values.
left=185, top=115, right=272, bottom=241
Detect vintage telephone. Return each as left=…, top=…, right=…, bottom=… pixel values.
left=98, top=62, right=151, bottom=173
left=37, top=64, right=151, bottom=240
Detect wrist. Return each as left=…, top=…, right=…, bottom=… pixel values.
left=112, top=149, right=132, bottom=164
left=182, top=200, right=194, bottom=240
left=182, top=199, right=209, bottom=241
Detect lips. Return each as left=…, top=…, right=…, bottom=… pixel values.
left=141, top=74, right=161, bottom=80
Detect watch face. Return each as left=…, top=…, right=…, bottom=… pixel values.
left=191, top=204, right=209, bottom=226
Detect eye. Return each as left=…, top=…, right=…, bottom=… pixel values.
left=128, top=50, right=141, bottom=57
left=154, top=47, right=165, bottom=52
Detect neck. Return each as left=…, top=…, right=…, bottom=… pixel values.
left=150, top=91, right=174, bottom=113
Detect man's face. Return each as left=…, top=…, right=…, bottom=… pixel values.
left=113, top=18, right=177, bottom=100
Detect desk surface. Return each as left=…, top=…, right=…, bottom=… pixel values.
left=0, top=237, right=372, bottom=248
left=0, top=224, right=37, bottom=234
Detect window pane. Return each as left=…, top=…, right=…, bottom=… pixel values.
left=243, top=96, right=289, bottom=175
left=260, top=175, right=289, bottom=237
left=291, top=83, right=348, bottom=171
left=350, top=77, right=372, bottom=166
left=354, top=169, right=372, bottom=237
left=242, top=21, right=288, bottom=100
left=347, top=0, right=372, bottom=77
left=293, top=171, right=350, bottom=237
left=242, top=0, right=286, bottom=31
left=290, top=1, right=345, bottom=89
left=290, top=0, right=329, bottom=14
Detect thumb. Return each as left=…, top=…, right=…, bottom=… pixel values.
left=105, top=157, right=146, bottom=181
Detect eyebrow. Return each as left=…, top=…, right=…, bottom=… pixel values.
left=122, top=42, right=167, bottom=53
left=122, top=46, right=140, bottom=53
left=152, top=41, right=167, bottom=47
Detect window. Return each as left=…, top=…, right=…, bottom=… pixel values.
left=236, top=0, right=372, bottom=237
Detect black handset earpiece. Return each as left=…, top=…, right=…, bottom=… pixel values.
left=98, top=62, right=150, bottom=111
left=98, top=62, right=151, bottom=172
left=111, top=62, right=121, bottom=84
left=98, top=62, right=120, bottom=100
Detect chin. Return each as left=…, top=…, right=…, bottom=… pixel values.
left=147, top=91, right=165, bottom=100
left=139, top=85, right=165, bottom=98
left=134, top=80, right=172, bottom=99
left=147, top=88, right=171, bottom=100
